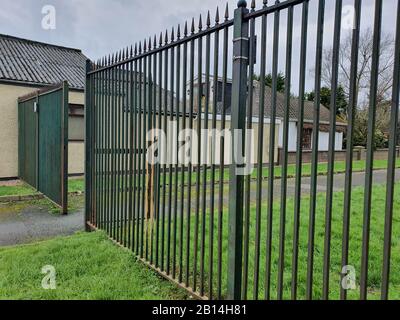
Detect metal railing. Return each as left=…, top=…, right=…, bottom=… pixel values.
left=85, top=0, right=400, bottom=300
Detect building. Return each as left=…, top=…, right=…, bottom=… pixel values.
left=0, top=34, right=87, bottom=179
left=192, top=77, right=346, bottom=163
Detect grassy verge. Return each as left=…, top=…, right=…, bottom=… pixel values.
left=130, top=182, right=400, bottom=300
left=0, top=232, right=187, bottom=300
left=0, top=183, right=37, bottom=197
left=0, top=178, right=85, bottom=198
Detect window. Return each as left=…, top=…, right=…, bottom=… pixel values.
left=69, top=104, right=84, bottom=141
left=302, top=128, right=312, bottom=150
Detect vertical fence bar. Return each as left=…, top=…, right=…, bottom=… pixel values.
left=323, top=0, right=342, bottom=300
left=186, top=28, right=195, bottom=287
left=278, top=3, right=293, bottom=301
left=307, top=0, right=324, bottom=300
left=100, top=69, right=105, bottom=225
left=106, top=59, right=112, bottom=236
left=200, top=17, right=211, bottom=296
left=129, top=57, right=134, bottom=250
left=161, top=41, right=169, bottom=271
left=217, top=11, right=229, bottom=299
left=209, top=10, right=220, bottom=299
left=151, top=45, right=158, bottom=265
left=125, top=58, right=130, bottom=248
left=227, top=0, right=249, bottom=300
left=266, top=1, right=280, bottom=301
left=360, top=0, right=382, bottom=300
left=167, top=38, right=174, bottom=275
left=155, top=42, right=162, bottom=268
left=193, top=18, right=203, bottom=292
left=141, top=52, right=148, bottom=258
left=381, top=0, right=400, bottom=300
left=242, top=1, right=255, bottom=300
left=253, top=0, right=267, bottom=300
left=173, top=35, right=181, bottom=279
left=133, top=53, right=139, bottom=254
left=155, top=41, right=162, bottom=268
left=85, top=60, right=93, bottom=231
left=179, top=27, right=188, bottom=285
left=292, top=0, right=309, bottom=300
left=341, top=0, right=361, bottom=301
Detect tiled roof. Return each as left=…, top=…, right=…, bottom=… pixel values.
left=0, top=34, right=87, bottom=90
left=198, top=78, right=347, bottom=126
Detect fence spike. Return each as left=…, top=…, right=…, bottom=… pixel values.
left=251, top=0, right=256, bottom=10
left=184, top=21, right=188, bottom=37
left=165, top=29, right=169, bottom=44
left=159, top=32, right=163, bottom=47
left=207, top=11, right=211, bottom=28
left=263, top=0, right=268, bottom=7
left=148, top=37, right=152, bottom=50
left=191, top=18, right=195, bottom=34
left=199, top=14, right=203, bottom=30
left=134, top=43, right=138, bottom=56
left=130, top=45, right=133, bottom=58
left=215, top=7, right=220, bottom=24
left=144, top=39, right=147, bottom=52
left=139, top=41, right=142, bottom=54
left=177, top=24, right=181, bottom=39
left=154, top=35, right=157, bottom=48
left=125, top=47, right=129, bottom=59
left=225, top=3, right=229, bottom=21
left=171, top=27, right=175, bottom=42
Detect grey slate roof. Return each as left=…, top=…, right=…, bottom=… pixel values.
left=216, top=80, right=347, bottom=126
left=0, top=34, right=87, bottom=90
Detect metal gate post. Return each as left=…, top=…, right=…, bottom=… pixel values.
left=227, top=0, right=249, bottom=300
left=85, top=60, right=93, bottom=231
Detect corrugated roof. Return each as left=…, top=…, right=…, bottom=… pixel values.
left=0, top=34, right=87, bottom=90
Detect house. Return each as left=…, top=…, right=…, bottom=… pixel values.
left=191, top=76, right=346, bottom=163
left=0, top=34, right=87, bottom=179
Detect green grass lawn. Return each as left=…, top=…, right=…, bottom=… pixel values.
left=0, top=178, right=84, bottom=198
left=0, top=183, right=37, bottom=197
left=139, top=182, right=400, bottom=300
left=0, top=232, right=187, bottom=300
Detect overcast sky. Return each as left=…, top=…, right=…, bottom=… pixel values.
left=0, top=0, right=398, bottom=93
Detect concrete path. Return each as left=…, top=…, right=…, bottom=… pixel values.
left=0, top=203, right=84, bottom=247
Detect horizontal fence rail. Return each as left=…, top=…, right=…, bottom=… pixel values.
left=86, top=0, right=400, bottom=300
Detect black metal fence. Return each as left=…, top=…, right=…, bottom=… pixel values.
left=85, top=0, right=400, bottom=300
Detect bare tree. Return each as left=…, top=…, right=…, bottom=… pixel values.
left=320, top=28, right=395, bottom=109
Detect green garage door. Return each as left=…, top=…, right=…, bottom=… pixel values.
left=18, top=82, right=69, bottom=214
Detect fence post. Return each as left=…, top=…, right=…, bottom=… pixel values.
left=227, top=0, right=249, bottom=300
left=85, top=60, right=93, bottom=231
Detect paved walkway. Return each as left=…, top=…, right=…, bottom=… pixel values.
left=0, top=203, right=84, bottom=247
left=0, top=169, right=399, bottom=247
